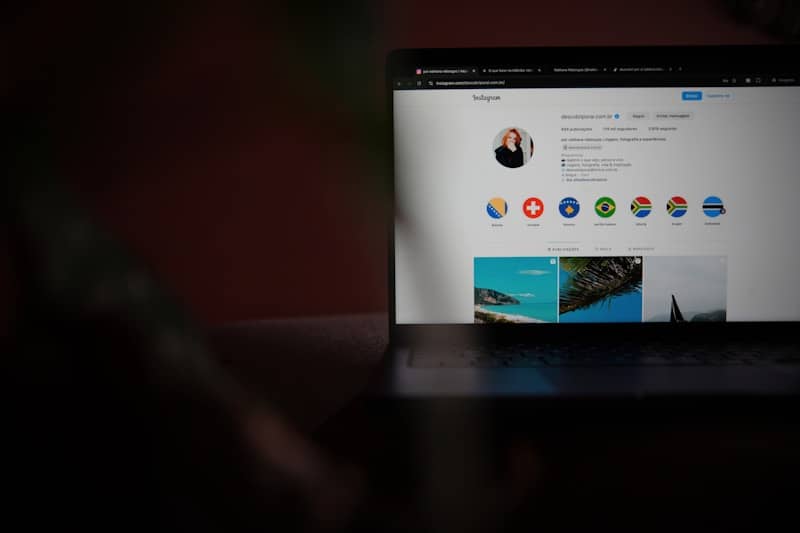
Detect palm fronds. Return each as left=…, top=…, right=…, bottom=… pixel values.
left=559, top=257, right=642, bottom=314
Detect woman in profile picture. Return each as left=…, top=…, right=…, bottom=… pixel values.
left=495, top=128, right=524, bottom=168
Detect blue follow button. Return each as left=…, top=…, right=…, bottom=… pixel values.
left=682, top=90, right=703, bottom=101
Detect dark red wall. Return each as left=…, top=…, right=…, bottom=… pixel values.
left=3, top=1, right=776, bottom=327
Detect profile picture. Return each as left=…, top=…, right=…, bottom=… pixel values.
left=492, top=127, right=534, bottom=169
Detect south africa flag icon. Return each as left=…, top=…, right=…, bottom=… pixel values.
left=630, top=196, right=652, bottom=218
left=702, top=196, right=726, bottom=218
left=486, top=197, right=508, bottom=219
left=667, top=196, right=688, bottom=218
left=594, top=197, right=616, bottom=218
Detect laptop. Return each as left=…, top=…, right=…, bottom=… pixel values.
left=379, top=45, right=800, bottom=397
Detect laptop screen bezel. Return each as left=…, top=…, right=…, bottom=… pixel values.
left=387, top=45, right=800, bottom=346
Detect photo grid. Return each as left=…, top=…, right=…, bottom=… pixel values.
left=474, top=256, right=726, bottom=323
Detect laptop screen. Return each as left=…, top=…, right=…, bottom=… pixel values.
left=391, top=47, right=800, bottom=325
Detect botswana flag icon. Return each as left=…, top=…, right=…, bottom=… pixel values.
left=630, top=196, right=652, bottom=218
left=667, top=196, right=688, bottom=218
left=702, top=196, right=726, bottom=218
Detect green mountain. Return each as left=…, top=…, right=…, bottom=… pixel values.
left=474, top=288, right=520, bottom=306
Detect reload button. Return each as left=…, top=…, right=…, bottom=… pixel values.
left=681, top=90, right=703, bottom=101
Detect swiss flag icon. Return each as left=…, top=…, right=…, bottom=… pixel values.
left=522, top=197, right=544, bottom=219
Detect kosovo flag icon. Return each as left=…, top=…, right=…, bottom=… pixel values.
left=486, top=197, right=508, bottom=219
left=559, top=197, right=580, bottom=219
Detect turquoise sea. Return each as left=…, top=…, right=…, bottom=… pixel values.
left=482, top=303, right=557, bottom=323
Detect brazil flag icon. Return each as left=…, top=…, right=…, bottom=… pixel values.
left=594, top=197, right=616, bottom=218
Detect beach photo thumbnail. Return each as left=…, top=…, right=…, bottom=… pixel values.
left=559, top=257, right=643, bottom=323
left=474, top=257, right=558, bottom=323
left=643, top=256, right=727, bottom=322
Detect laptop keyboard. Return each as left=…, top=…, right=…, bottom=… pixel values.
left=410, top=343, right=800, bottom=368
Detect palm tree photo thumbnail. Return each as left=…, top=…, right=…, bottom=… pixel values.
left=559, top=257, right=643, bottom=321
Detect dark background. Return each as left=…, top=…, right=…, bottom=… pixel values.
left=4, top=4, right=799, bottom=531
left=1, top=1, right=788, bottom=328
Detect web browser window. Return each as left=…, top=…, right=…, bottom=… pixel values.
left=393, top=65, right=800, bottom=324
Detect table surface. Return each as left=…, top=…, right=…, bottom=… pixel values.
left=208, top=313, right=800, bottom=532
left=210, top=313, right=388, bottom=431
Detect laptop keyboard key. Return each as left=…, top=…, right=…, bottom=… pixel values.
left=410, top=344, right=794, bottom=368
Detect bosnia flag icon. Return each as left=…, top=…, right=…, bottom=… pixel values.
left=486, top=197, right=508, bottom=219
